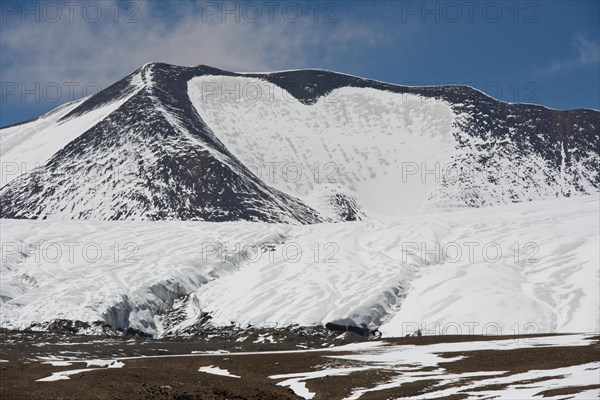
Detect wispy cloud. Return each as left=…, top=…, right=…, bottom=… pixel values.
left=537, top=34, right=600, bottom=76
left=0, top=1, right=389, bottom=98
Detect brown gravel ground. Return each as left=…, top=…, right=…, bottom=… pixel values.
left=0, top=331, right=598, bottom=400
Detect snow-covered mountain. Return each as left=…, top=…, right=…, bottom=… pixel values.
left=1, top=63, right=598, bottom=222
left=1, top=63, right=598, bottom=337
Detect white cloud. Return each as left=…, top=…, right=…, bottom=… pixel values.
left=0, top=1, right=387, bottom=97
left=538, top=34, right=600, bottom=76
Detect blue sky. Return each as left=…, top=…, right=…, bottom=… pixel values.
left=1, top=0, right=599, bottom=126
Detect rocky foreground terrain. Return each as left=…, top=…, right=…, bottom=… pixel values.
left=1, top=330, right=598, bottom=399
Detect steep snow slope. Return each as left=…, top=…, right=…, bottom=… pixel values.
left=2, top=194, right=597, bottom=336
left=189, top=77, right=459, bottom=219
left=189, top=74, right=599, bottom=219
left=0, top=64, right=322, bottom=223
left=0, top=93, right=138, bottom=188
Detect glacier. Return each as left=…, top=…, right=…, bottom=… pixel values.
left=1, top=193, right=597, bottom=337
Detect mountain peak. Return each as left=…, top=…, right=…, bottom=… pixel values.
left=1, top=66, right=598, bottom=222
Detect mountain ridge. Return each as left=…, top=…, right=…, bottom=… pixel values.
left=1, top=63, right=598, bottom=222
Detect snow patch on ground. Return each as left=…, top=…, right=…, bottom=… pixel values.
left=331, top=334, right=596, bottom=367
left=270, top=367, right=372, bottom=400
left=36, top=360, right=124, bottom=382
left=198, top=365, right=240, bottom=378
